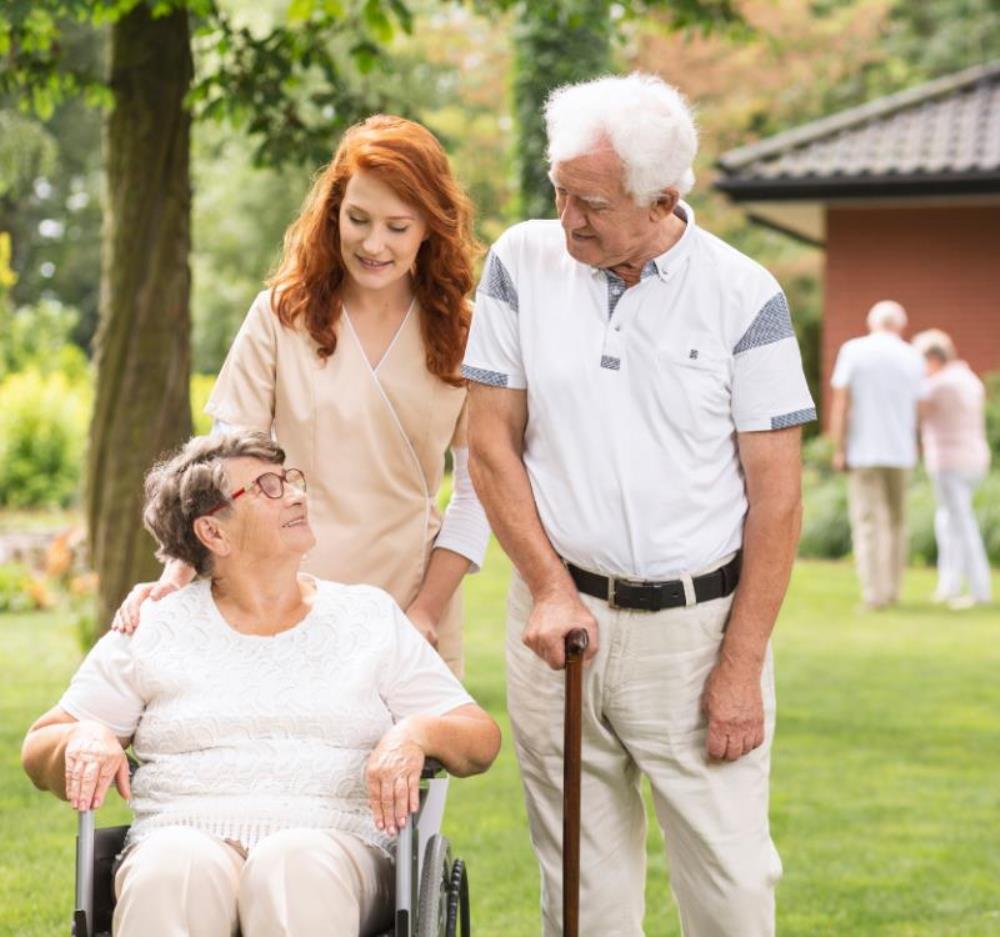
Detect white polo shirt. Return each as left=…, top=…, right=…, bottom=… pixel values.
left=830, top=332, right=926, bottom=469
left=462, top=203, right=815, bottom=579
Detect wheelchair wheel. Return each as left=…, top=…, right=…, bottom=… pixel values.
left=417, top=834, right=451, bottom=937
left=445, top=857, right=470, bottom=937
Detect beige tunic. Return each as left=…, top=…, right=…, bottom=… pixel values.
left=206, top=291, right=468, bottom=674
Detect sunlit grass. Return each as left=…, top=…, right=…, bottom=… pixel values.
left=2, top=551, right=998, bottom=935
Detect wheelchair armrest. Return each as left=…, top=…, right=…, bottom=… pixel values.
left=421, top=758, right=445, bottom=779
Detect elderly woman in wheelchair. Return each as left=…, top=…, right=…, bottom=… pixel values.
left=22, top=432, right=500, bottom=937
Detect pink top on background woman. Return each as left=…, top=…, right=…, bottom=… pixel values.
left=920, top=360, right=990, bottom=475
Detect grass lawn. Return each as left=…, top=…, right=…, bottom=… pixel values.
left=2, top=549, right=998, bottom=936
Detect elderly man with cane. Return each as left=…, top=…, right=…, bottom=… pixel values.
left=463, top=74, right=814, bottom=936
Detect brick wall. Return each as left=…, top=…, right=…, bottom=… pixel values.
left=821, top=202, right=1000, bottom=423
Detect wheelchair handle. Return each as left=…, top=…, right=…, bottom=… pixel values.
left=75, top=811, right=95, bottom=937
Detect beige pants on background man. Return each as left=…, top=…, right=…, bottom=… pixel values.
left=506, top=563, right=781, bottom=937
left=847, top=467, right=909, bottom=607
left=113, top=826, right=393, bottom=937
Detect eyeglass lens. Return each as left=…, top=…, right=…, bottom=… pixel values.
left=257, top=469, right=306, bottom=498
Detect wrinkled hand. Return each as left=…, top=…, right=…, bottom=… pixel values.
left=365, top=727, right=425, bottom=836
left=404, top=605, right=439, bottom=649
left=701, top=661, right=765, bottom=762
left=111, top=560, right=195, bottom=634
left=65, top=721, right=131, bottom=811
left=523, top=589, right=598, bottom=670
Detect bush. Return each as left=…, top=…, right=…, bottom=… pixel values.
left=190, top=373, right=216, bottom=436
left=0, top=298, right=89, bottom=382
left=0, top=369, right=92, bottom=508
left=0, top=563, right=37, bottom=613
left=799, top=467, right=1000, bottom=567
left=984, top=372, right=1000, bottom=460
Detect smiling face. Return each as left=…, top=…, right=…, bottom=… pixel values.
left=338, top=171, right=429, bottom=294
left=550, top=143, right=672, bottom=271
left=214, top=456, right=315, bottom=563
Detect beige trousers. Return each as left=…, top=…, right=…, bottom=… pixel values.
left=847, top=467, right=909, bottom=607
left=113, top=826, right=393, bottom=937
left=506, top=570, right=781, bottom=937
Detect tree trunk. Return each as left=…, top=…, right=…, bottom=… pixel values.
left=86, top=4, right=193, bottom=638
left=513, top=0, right=612, bottom=220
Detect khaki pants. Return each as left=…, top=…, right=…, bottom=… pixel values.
left=847, top=467, right=909, bottom=607
left=113, top=826, right=393, bottom=937
left=506, top=569, right=781, bottom=937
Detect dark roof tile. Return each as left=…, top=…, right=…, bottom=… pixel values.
left=716, top=62, right=1000, bottom=190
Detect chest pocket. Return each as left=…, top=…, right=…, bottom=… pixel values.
left=656, top=339, right=732, bottom=439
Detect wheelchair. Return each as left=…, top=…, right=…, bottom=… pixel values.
left=71, top=760, right=471, bottom=937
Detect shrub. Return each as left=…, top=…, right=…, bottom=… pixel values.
left=984, top=372, right=1000, bottom=460
left=0, top=563, right=37, bottom=613
left=0, top=369, right=91, bottom=508
left=799, top=469, right=851, bottom=559
left=190, top=373, right=216, bottom=436
left=0, top=298, right=89, bottom=382
left=799, top=468, right=1000, bottom=567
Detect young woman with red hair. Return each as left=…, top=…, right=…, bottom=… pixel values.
left=115, top=115, right=489, bottom=676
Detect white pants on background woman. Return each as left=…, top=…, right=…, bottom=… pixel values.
left=931, top=470, right=991, bottom=603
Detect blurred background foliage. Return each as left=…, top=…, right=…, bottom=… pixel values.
left=0, top=0, right=998, bottom=557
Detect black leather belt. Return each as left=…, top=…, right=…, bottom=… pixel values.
left=566, top=553, right=741, bottom=612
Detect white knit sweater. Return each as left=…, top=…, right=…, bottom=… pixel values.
left=60, top=577, right=473, bottom=855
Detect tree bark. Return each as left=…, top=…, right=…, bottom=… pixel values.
left=86, top=4, right=193, bottom=637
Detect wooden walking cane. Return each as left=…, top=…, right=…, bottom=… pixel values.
left=563, top=628, right=589, bottom=937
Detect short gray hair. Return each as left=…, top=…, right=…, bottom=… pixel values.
left=142, top=432, right=285, bottom=575
left=544, top=72, right=698, bottom=204
left=866, top=300, right=908, bottom=332
left=912, top=328, right=957, bottom=363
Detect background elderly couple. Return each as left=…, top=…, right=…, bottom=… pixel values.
left=24, top=73, right=815, bottom=937
left=830, top=301, right=992, bottom=611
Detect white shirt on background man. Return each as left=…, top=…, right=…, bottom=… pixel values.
left=830, top=331, right=926, bottom=469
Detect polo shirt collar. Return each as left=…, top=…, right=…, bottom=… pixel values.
left=591, top=200, right=697, bottom=283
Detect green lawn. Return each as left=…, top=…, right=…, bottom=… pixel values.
left=2, top=549, right=998, bottom=936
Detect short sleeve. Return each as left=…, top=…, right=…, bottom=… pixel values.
left=461, top=247, right=526, bottom=390
left=204, top=291, right=278, bottom=430
left=378, top=600, right=474, bottom=720
left=59, top=632, right=145, bottom=738
left=731, top=289, right=816, bottom=432
left=830, top=343, right=853, bottom=389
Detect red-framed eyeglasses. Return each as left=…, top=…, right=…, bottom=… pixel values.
left=205, top=468, right=306, bottom=516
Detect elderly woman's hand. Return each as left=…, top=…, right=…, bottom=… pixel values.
left=65, top=721, right=131, bottom=811
left=365, top=724, right=426, bottom=836
left=111, top=559, right=196, bottom=634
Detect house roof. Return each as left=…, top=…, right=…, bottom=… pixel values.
left=715, top=61, right=1000, bottom=202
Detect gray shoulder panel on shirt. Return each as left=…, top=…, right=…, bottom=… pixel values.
left=478, top=251, right=519, bottom=313
left=461, top=365, right=509, bottom=387
left=733, top=291, right=795, bottom=355
left=771, top=407, right=817, bottom=429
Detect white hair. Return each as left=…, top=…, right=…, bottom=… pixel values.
left=866, top=300, right=908, bottom=333
left=912, top=328, right=957, bottom=362
left=544, top=73, right=698, bottom=204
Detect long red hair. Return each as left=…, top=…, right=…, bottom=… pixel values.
left=268, top=115, right=480, bottom=386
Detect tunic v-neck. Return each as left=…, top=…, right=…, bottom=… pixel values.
left=342, top=300, right=414, bottom=373
left=205, top=290, right=470, bottom=674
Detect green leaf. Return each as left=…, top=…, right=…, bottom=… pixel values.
left=31, top=85, right=55, bottom=121
left=362, top=0, right=394, bottom=44
left=322, top=0, right=345, bottom=17
left=286, top=0, right=315, bottom=23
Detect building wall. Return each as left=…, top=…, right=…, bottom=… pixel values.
left=822, top=202, right=1000, bottom=422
